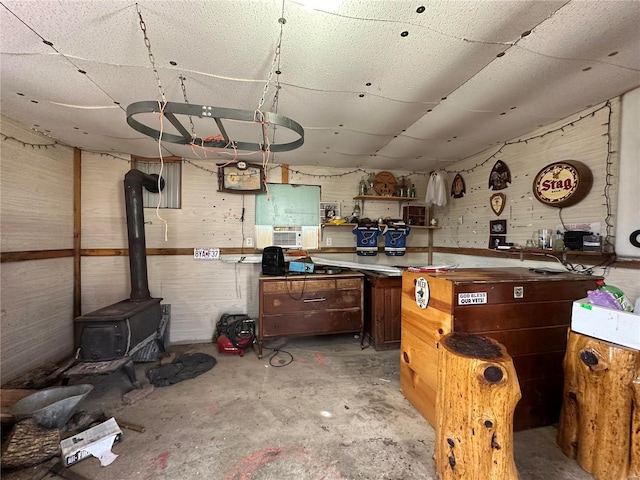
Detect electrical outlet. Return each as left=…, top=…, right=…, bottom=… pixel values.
left=194, top=248, right=220, bottom=260
left=326, top=237, right=332, bottom=246
left=245, top=237, right=253, bottom=247
left=514, top=286, right=524, bottom=299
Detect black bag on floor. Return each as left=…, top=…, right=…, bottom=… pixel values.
left=146, top=353, right=216, bottom=387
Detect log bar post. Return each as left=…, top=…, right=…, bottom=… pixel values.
left=434, top=332, right=520, bottom=480
left=557, top=329, right=640, bottom=480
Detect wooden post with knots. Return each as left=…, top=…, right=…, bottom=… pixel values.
left=557, top=329, right=640, bottom=480
left=434, top=332, right=520, bottom=480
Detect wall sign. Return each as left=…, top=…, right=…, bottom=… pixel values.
left=532, top=160, right=593, bottom=208
left=218, top=162, right=265, bottom=193
left=490, top=193, right=506, bottom=216
left=415, top=277, right=429, bottom=309
left=374, top=171, right=397, bottom=196
left=488, top=160, right=511, bottom=190
left=451, top=173, right=466, bottom=198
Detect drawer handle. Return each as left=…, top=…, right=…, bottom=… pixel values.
left=303, top=297, right=326, bottom=303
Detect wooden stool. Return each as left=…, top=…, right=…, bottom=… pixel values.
left=434, top=332, right=520, bottom=480
left=557, top=329, right=639, bottom=480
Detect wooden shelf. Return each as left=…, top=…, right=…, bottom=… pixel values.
left=354, top=195, right=419, bottom=219
left=353, top=195, right=417, bottom=201
left=431, top=246, right=620, bottom=265
left=322, top=223, right=439, bottom=230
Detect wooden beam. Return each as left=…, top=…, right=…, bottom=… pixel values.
left=73, top=148, right=81, bottom=318
left=281, top=164, right=289, bottom=184
left=1, top=250, right=74, bottom=263
left=2, top=247, right=635, bottom=271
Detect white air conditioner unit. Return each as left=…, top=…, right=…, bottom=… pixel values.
left=272, top=227, right=303, bottom=249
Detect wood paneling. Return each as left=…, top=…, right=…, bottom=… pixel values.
left=80, top=152, right=129, bottom=249
left=400, top=268, right=600, bottom=431
left=1, top=117, right=74, bottom=251
left=364, top=273, right=402, bottom=350
left=0, top=259, right=74, bottom=383
left=432, top=102, right=618, bottom=251
left=74, top=147, right=81, bottom=318
left=400, top=360, right=437, bottom=427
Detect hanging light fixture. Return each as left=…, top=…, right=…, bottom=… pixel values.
left=126, top=4, right=303, bottom=153
left=126, top=102, right=304, bottom=152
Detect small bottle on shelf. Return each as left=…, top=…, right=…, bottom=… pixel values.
left=409, top=184, right=416, bottom=198
left=358, top=177, right=367, bottom=196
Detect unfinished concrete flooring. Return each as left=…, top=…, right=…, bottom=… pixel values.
left=4, top=335, right=593, bottom=479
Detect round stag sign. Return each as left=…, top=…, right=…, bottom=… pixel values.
left=533, top=160, right=593, bottom=208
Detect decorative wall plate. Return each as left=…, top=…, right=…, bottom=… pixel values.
left=451, top=173, right=466, bottom=198
left=488, top=160, right=511, bottom=190
left=490, top=193, right=506, bottom=216
left=532, top=160, right=593, bottom=208
left=374, top=171, right=397, bottom=196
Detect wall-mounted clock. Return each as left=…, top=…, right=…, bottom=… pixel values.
left=374, top=171, right=397, bottom=196
left=532, top=160, right=592, bottom=208
left=490, top=193, right=506, bottom=216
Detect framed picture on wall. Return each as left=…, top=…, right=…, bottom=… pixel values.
left=490, top=220, right=507, bottom=235
left=320, top=202, right=340, bottom=223
left=489, top=235, right=506, bottom=249
left=218, top=162, right=265, bottom=193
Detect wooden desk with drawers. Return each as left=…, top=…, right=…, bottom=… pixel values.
left=400, top=267, right=600, bottom=431
left=258, top=271, right=364, bottom=358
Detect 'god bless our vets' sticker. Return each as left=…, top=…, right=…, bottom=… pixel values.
left=458, top=292, right=488, bottom=305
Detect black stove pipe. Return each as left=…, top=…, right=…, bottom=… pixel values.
left=124, top=169, right=161, bottom=301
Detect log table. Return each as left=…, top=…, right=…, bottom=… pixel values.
left=557, top=329, right=640, bottom=480
left=435, top=332, right=520, bottom=480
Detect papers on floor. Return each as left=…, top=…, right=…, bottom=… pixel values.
left=61, top=417, right=122, bottom=467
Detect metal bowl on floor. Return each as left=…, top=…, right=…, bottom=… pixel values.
left=10, top=384, right=94, bottom=429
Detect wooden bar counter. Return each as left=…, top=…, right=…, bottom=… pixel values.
left=400, top=267, right=600, bottom=431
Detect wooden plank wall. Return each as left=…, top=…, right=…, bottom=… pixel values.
left=1, top=116, right=75, bottom=382
left=431, top=100, right=618, bottom=250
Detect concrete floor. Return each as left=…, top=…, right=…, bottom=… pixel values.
left=4, top=334, right=594, bottom=480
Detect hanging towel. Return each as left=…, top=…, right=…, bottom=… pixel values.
left=425, top=172, right=448, bottom=207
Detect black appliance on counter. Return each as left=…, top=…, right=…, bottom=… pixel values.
left=563, top=230, right=591, bottom=251
left=74, top=170, right=165, bottom=362
left=262, top=246, right=285, bottom=275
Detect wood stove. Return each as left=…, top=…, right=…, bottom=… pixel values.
left=74, top=169, right=165, bottom=362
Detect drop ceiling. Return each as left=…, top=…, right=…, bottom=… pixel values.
left=1, top=0, right=639, bottom=172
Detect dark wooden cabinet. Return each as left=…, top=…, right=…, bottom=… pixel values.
left=258, top=271, right=364, bottom=358
left=364, top=273, right=402, bottom=350
left=400, top=267, right=601, bottom=431
left=403, top=205, right=426, bottom=226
